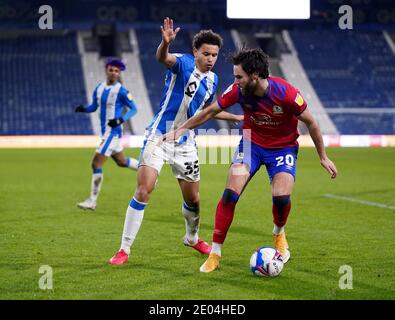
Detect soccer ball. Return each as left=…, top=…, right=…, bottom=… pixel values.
left=250, top=246, right=284, bottom=277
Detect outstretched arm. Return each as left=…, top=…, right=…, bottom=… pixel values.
left=121, top=92, right=138, bottom=122
left=162, top=101, right=223, bottom=141
left=75, top=87, right=98, bottom=113
left=214, top=111, right=243, bottom=123
left=298, top=108, right=337, bottom=179
left=156, top=17, right=180, bottom=68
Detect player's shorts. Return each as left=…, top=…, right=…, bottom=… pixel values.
left=96, top=132, right=123, bottom=157
left=232, top=137, right=298, bottom=182
left=138, top=133, right=200, bottom=182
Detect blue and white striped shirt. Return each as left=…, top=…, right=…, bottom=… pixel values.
left=84, top=81, right=137, bottom=137
left=147, top=53, right=218, bottom=139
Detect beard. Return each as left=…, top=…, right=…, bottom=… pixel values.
left=242, top=79, right=257, bottom=96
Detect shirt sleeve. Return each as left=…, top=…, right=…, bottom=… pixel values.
left=287, top=85, right=307, bottom=116
left=84, top=85, right=99, bottom=113
left=120, top=89, right=138, bottom=121
left=170, top=53, right=188, bottom=74
left=217, top=83, right=239, bottom=110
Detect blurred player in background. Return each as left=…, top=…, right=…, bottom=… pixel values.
left=108, top=17, right=243, bottom=265
left=75, top=58, right=139, bottom=211
left=163, top=48, right=338, bottom=272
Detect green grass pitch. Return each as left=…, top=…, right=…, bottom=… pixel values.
left=0, top=147, right=394, bottom=299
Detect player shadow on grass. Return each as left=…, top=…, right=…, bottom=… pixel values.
left=146, top=216, right=267, bottom=238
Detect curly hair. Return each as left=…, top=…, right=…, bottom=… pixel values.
left=192, top=30, right=223, bottom=50
left=231, top=48, right=269, bottom=79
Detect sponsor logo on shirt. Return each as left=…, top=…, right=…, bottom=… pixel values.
left=272, top=105, right=283, bottom=114
left=250, top=114, right=281, bottom=126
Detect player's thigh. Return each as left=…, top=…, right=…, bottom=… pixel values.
left=271, top=172, right=295, bottom=196
left=139, top=138, right=166, bottom=175
left=225, top=163, right=251, bottom=195
left=228, top=137, right=263, bottom=195
left=178, top=179, right=200, bottom=205
left=230, top=137, right=263, bottom=192
left=135, top=165, right=159, bottom=197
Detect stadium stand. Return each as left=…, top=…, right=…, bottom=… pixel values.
left=0, top=32, right=91, bottom=135
left=1, top=26, right=394, bottom=136
left=290, top=28, right=395, bottom=134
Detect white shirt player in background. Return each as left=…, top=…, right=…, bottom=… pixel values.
left=109, top=17, right=243, bottom=265
left=75, top=58, right=139, bottom=210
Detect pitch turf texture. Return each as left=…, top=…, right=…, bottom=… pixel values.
left=0, top=147, right=394, bottom=300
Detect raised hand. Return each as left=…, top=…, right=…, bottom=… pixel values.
left=160, top=17, right=180, bottom=44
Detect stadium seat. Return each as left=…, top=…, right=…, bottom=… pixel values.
left=0, top=33, right=92, bottom=135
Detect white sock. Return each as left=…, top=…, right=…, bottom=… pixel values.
left=273, top=224, right=285, bottom=235
left=211, top=242, right=222, bottom=257
left=127, top=158, right=139, bottom=171
left=120, top=198, right=146, bottom=255
left=90, top=173, right=103, bottom=203
left=182, top=202, right=200, bottom=244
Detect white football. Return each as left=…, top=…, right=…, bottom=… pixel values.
left=250, top=246, right=284, bottom=277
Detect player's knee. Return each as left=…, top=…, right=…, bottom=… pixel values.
left=222, top=188, right=240, bottom=205
left=91, top=162, right=102, bottom=171
left=116, top=159, right=127, bottom=167
left=272, top=195, right=291, bottom=209
left=135, top=185, right=152, bottom=202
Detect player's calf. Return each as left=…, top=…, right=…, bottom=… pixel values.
left=272, top=195, right=291, bottom=263
left=272, top=195, right=291, bottom=229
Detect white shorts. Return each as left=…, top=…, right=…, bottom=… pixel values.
left=139, top=134, right=200, bottom=182
left=96, top=133, right=123, bottom=157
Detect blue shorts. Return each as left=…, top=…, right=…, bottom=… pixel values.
left=232, top=137, right=298, bottom=182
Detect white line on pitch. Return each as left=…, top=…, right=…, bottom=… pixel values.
left=323, top=194, right=395, bottom=211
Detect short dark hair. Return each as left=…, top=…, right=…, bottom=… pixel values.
left=231, top=48, right=269, bottom=79
left=192, top=30, right=223, bottom=50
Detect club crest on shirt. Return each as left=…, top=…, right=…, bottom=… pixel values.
left=295, top=93, right=304, bottom=106
left=236, top=152, right=244, bottom=160
left=127, top=93, right=133, bottom=101
left=272, top=105, right=283, bottom=114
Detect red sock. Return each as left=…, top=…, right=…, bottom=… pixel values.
left=272, top=195, right=291, bottom=227
left=212, top=189, right=240, bottom=244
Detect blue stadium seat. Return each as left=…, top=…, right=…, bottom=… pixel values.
left=290, top=29, right=395, bottom=134
left=0, top=33, right=92, bottom=135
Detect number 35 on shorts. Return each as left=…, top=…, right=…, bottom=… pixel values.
left=275, top=154, right=295, bottom=167
left=184, top=160, right=200, bottom=175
